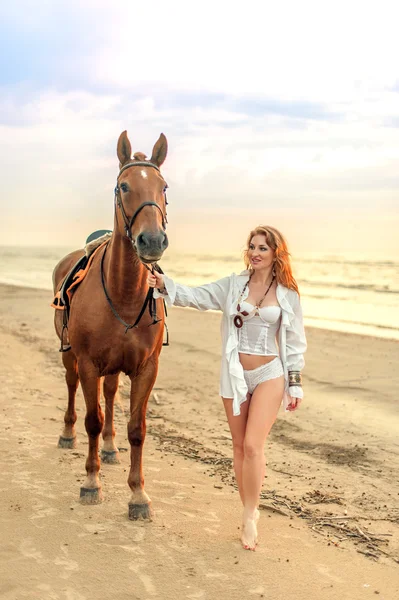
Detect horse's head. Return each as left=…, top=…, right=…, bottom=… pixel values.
left=115, top=131, right=169, bottom=263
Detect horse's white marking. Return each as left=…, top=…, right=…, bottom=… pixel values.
left=141, top=170, right=148, bottom=179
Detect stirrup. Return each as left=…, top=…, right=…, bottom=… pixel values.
left=59, top=344, right=72, bottom=353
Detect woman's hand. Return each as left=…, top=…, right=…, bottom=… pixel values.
left=147, top=271, right=165, bottom=292
left=287, top=397, right=302, bottom=411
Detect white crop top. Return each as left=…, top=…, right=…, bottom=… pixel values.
left=237, top=301, right=281, bottom=356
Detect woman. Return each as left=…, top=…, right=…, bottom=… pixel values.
left=148, top=225, right=307, bottom=551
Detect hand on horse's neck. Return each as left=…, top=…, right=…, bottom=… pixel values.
left=105, top=232, right=148, bottom=299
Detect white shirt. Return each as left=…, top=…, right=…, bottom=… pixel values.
left=154, top=270, right=307, bottom=416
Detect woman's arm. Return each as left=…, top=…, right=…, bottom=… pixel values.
left=149, top=272, right=230, bottom=312
left=285, top=292, right=307, bottom=400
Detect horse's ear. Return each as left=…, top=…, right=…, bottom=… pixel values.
left=150, top=133, right=168, bottom=167
left=117, top=131, right=132, bottom=166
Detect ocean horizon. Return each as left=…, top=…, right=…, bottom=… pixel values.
left=0, top=245, right=398, bottom=341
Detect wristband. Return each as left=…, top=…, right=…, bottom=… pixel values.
left=288, top=371, right=302, bottom=386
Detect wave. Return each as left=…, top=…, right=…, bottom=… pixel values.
left=191, top=254, right=241, bottom=263
left=301, top=280, right=399, bottom=295
left=0, top=276, right=52, bottom=291
left=166, top=270, right=216, bottom=279
left=296, top=257, right=399, bottom=268
left=306, top=315, right=399, bottom=332
left=170, top=253, right=399, bottom=269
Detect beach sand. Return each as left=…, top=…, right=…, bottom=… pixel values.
left=0, top=282, right=398, bottom=600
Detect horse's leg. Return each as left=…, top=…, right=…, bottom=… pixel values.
left=101, top=374, right=121, bottom=464
left=58, top=350, right=79, bottom=449
left=127, top=358, right=158, bottom=521
left=78, top=360, right=104, bottom=504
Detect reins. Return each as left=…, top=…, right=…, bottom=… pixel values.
left=100, top=243, right=167, bottom=336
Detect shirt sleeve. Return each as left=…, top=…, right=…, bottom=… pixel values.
left=153, top=274, right=231, bottom=311
left=285, top=293, right=307, bottom=400
left=286, top=292, right=307, bottom=367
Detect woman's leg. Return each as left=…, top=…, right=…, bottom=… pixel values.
left=241, top=375, right=285, bottom=549
left=222, top=396, right=250, bottom=504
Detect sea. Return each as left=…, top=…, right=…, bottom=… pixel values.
left=0, top=246, right=398, bottom=341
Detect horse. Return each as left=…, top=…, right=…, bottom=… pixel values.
left=52, top=131, right=169, bottom=520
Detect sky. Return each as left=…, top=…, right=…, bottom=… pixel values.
left=0, top=0, right=398, bottom=257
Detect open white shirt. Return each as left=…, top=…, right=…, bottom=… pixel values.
left=154, top=270, right=307, bottom=416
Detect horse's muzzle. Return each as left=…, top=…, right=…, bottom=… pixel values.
left=136, top=231, right=169, bottom=262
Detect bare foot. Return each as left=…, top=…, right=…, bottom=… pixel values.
left=241, top=509, right=260, bottom=551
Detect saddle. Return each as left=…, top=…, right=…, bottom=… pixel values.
left=51, top=230, right=112, bottom=316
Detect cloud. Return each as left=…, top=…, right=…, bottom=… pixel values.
left=2, top=1, right=399, bottom=98
left=0, top=0, right=398, bottom=253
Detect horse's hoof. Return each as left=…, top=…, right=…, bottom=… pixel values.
left=101, top=450, right=120, bottom=464
left=58, top=435, right=77, bottom=449
left=80, top=487, right=103, bottom=505
left=128, top=503, right=153, bottom=521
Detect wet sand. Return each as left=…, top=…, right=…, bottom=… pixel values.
left=0, top=282, right=398, bottom=600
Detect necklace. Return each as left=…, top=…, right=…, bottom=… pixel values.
left=233, top=274, right=276, bottom=329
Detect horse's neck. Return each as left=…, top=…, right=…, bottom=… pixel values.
left=104, top=234, right=147, bottom=302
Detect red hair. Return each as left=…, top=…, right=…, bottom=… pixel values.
left=243, top=225, right=299, bottom=294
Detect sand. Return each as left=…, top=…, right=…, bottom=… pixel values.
left=0, top=282, right=398, bottom=600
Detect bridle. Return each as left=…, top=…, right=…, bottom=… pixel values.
left=99, top=159, right=169, bottom=342
left=114, top=160, right=168, bottom=243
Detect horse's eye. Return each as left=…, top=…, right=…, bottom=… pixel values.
left=163, top=184, right=168, bottom=193
left=120, top=183, right=129, bottom=193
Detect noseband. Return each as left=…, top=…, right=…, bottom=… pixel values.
left=114, top=161, right=168, bottom=242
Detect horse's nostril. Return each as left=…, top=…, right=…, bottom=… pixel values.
left=136, top=233, right=148, bottom=249
left=162, top=233, right=169, bottom=250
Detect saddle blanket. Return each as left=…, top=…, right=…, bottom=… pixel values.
left=51, top=231, right=111, bottom=312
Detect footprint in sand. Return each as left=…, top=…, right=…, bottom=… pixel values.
left=249, top=586, right=265, bottom=595
left=37, top=583, right=87, bottom=600
left=204, top=510, right=221, bottom=523
left=152, top=479, right=195, bottom=489
left=36, top=583, right=61, bottom=599
left=204, top=527, right=220, bottom=535
left=119, top=544, right=146, bottom=556
left=30, top=500, right=59, bottom=522
left=205, top=571, right=229, bottom=581
left=53, top=545, right=79, bottom=579
left=79, top=522, right=117, bottom=539
left=180, top=510, right=198, bottom=519
left=20, top=539, right=46, bottom=565
left=316, top=563, right=345, bottom=583
left=20, top=540, right=79, bottom=581
left=129, top=559, right=157, bottom=596
left=63, top=589, right=88, bottom=600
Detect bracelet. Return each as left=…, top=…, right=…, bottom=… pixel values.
left=157, top=287, right=167, bottom=295
left=288, top=371, right=302, bottom=386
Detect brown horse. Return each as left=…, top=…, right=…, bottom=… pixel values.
left=53, top=131, right=169, bottom=519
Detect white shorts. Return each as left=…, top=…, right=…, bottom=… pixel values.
left=243, top=357, right=284, bottom=395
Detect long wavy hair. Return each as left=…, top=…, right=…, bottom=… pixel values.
left=243, top=225, right=299, bottom=294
